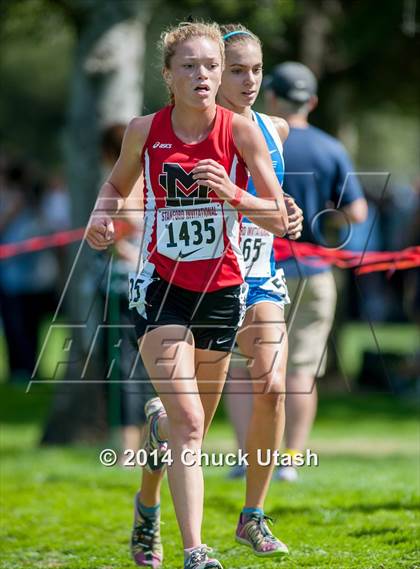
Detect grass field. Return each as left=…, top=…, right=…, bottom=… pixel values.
left=1, top=384, right=419, bottom=569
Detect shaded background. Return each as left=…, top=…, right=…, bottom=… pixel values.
left=0, top=0, right=419, bottom=440
left=0, top=2, right=419, bottom=568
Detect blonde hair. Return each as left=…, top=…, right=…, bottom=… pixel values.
left=160, top=21, right=225, bottom=103
left=220, top=23, right=262, bottom=50
left=160, top=21, right=225, bottom=69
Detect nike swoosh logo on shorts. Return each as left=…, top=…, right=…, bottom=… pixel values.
left=216, top=337, right=232, bottom=345
left=179, top=248, right=203, bottom=259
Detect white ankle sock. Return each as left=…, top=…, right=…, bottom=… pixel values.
left=184, top=545, right=205, bottom=559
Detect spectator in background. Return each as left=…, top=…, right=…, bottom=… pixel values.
left=379, top=180, right=418, bottom=322
left=0, top=158, right=59, bottom=383
left=41, top=170, right=71, bottom=233
left=341, top=178, right=418, bottom=324
left=340, top=197, right=386, bottom=322
left=41, top=170, right=71, bottom=295
left=404, top=176, right=420, bottom=326
left=263, top=62, right=368, bottom=481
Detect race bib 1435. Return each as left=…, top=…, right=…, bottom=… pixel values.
left=157, top=203, right=224, bottom=262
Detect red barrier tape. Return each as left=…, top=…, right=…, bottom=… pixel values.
left=0, top=228, right=86, bottom=259
left=0, top=220, right=134, bottom=260
left=1, top=225, right=419, bottom=275
left=273, top=238, right=420, bottom=275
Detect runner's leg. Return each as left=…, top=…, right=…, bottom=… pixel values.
left=237, top=303, right=287, bottom=508
left=194, top=348, right=232, bottom=435
left=140, top=325, right=204, bottom=549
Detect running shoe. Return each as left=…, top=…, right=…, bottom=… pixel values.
left=184, top=545, right=223, bottom=569
left=131, top=492, right=163, bottom=568
left=227, top=464, right=247, bottom=479
left=235, top=512, right=289, bottom=557
left=276, top=465, right=299, bottom=482
left=144, top=397, right=168, bottom=473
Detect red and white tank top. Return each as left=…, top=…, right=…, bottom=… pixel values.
left=140, top=105, right=248, bottom=292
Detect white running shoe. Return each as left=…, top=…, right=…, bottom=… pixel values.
left=144, top=397, right=168, bottom=473
left=276, top=466, right=299, bottom=482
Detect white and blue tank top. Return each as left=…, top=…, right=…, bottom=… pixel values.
left=241, top=111, right=285, bottom=286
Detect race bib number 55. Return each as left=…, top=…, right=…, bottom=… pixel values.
left=157, top=203, right=224, bottom=261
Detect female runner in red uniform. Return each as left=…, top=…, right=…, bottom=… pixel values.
left=86, top=22, right=288, bottom=569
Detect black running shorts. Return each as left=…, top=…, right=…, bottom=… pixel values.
left=130, top=272, right=248, bottom=352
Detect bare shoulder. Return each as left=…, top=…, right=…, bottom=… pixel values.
left=232, top=112, right=258, bottom=133
left=124, top=113, right=156, bottom=149
left=269, top=115, right=289, bottom=143
left=232, top=113, right=263, bottom=154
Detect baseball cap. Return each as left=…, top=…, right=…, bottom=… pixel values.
left=263, top=62, right=317, bottom=103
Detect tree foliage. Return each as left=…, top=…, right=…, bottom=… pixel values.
left=0, top=0, right=75, bottom=164
left=1, top=0, right=418, bottom=166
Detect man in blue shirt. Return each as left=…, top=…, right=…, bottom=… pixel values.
left=264, top=62, right=368, bottom=481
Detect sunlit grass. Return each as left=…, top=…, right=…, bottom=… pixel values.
left=1, top=384, right=418, bottom=568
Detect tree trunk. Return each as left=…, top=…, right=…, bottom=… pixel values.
left=298, top=0, right=339, bottom=77
left=41, top=0, right=151, bottom=445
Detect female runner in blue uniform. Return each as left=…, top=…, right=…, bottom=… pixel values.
left=218, top=24, right=303, bottom=558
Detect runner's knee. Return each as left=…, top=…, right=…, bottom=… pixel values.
left=169, top=406, right=205, bottom=443
left=254, top=390, right=285, bottom=415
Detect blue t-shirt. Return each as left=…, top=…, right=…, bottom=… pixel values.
left=243, top=111, right=284, bottom=286
left=279, top=125, right=364, bottom=278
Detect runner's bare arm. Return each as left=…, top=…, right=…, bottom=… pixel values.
left=270, top=115, right=303, bottom=240
left=270, top=115, right=289, bottom=144
left=86, top=116, right=153, bottom=251
left=192, top=117, right=289, bottom=237
left=234, top=115, right=289, bottom=236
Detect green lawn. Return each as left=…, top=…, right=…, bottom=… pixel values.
left=338, top=322, right=419, bottom=379
left=0, top=385, right=419, bottom=569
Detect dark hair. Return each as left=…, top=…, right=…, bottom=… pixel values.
left=4, top=159, right=44, bottom=206
left=220, top=23, right=262, bottom=50
left=101, top=124, right=127, bottom=162
left=5, top=161, right=26, bottom=185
